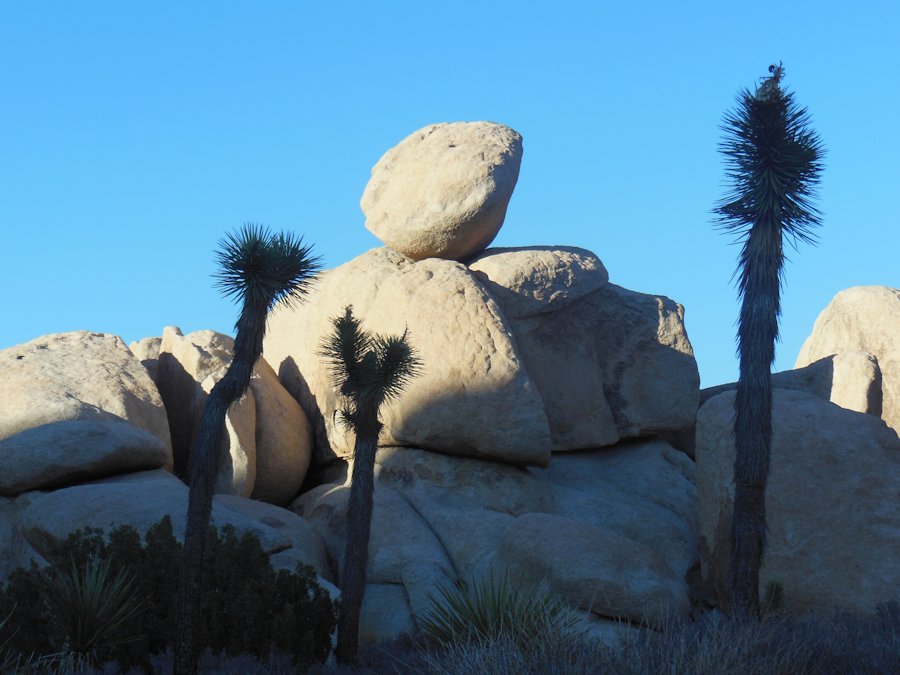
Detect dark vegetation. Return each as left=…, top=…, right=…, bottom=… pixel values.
left=0, top=517, right=337, bottom=673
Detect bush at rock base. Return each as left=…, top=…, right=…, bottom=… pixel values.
left=0, top=516, right=338, bottom=671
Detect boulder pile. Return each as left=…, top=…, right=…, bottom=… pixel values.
left=1, top=121, right=896, bottom=648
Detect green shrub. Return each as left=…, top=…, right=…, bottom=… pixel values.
left=0, top=516, right=338, bottom=670
left=419, top=568, right=583, bottom=648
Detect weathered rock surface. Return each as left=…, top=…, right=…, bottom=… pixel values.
left=14, top=470, right=332, bottom=583
left=470, top=248, right=699, bottom=450
left=796, top=286, right=900, bottom=433
left=249, top=359, right=312, bottom=505
left=156, top=327, right=312, bottom=500
left=530, top=439, right=698, bottom=581
left=293, top=442, right=697, bottom=636
left=361, top=122, right=523, bottom=261
left=264, top=247, right=551, bottom=466
left=495, top=513, right=691, bottom=624
left=0, top=332, right=173, bottom=494
left=702, top=351, right=882, bottom=416
left=291, top=480, right=455, bottom=628
left=156, top=327, right=251, bottom=484
left=129, top=336, right=162, bottom=381
left=0, top=420, right=170, bottom=496
left=696, top=389, right=900, bottom=614
left=468, top=246, right=609, bottom=319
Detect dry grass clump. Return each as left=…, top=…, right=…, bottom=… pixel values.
left=314, top=600, right=900, bottom=675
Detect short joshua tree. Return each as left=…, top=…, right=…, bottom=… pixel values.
left=321, top=306, right=420, bottom=664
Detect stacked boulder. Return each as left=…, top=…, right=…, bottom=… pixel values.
left=695, top=286, right=900, bottom=614
left=264, top=121, right=703, bottom=639
left=0, top=330, right=334, bottom=595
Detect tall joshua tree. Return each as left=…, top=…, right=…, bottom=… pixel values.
left=321, top=306, right=420, bottom=664
left=173, top=224, right=319, bottom=675
left=714, top=63, right=824, bottom=619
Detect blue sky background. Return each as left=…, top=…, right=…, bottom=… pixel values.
left=1, top=1, right=897, bottom=387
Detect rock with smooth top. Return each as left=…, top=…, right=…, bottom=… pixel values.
left=361, top=122, right=523, bottom=261
left=695, top=388, right=900, bottom=614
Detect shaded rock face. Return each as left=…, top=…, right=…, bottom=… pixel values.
left=361, top=122, right=523, bottom=262
left=796, top=286, right=900, bottom=433
left=695, top=389, right=900, bottom=614
left=0, top=331, right=172, bottom=495
left=471, top=248, right=700, bottom=451
left=292, top=441, right=696, bottom=642
left=264, top=247, right=552, bottom=467
left=153, top=327, right=312, bottom=503
left=12, top=470, right=332, bottom=585
left=264, top=245, right=700, bottom=466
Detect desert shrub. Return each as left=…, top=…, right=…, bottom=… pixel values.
left=419, top=568, right=583, bottom=649
left=0, top=516, right=338, bottom=670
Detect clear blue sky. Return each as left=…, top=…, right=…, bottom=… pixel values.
left=2, top=2, right=897, bottom=387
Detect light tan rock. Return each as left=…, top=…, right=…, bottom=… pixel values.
left=291, top=481, right=454, bottom=624
left=249, top=359, right=312, bottom=506
left=375, top=447, right=551, bottom=579
left=469, top=246, right=609, bottom=319
left=361, top=122, right=522, bottom=262
left=0, top=420, right=170, bottom=496
left=15, top=470, right=331, bottom=581
left=796, top=286, right=900, bottom=432
left=471, top=251, right=700, bottom=450
left=129, top=336, right=162, bottom=381
left=530, top=439, right=698, bottom=580
left=495, top=512, right=691, bottom=625
left=0, top=331, right=172, bottom=485
left=264, top=247, right=551, bottom=466
left=695, top=389, right=900, bottom=614
left=701, top=351, right=882, bottom=416
left=156, top=327, right=244, bottom=480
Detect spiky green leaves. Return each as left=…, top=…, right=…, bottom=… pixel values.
left=715, top=75, right=825, bottom=252
left=321, top=306, right=421, bottom=434
left=214, top=223, right=320, bottom=315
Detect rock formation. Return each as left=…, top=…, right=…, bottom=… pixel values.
left=695, top=388, right=900, bottom=614
left=361, top=121, right=522, bottom=261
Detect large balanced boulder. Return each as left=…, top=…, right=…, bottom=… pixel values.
left=155, top=327, right=312, bottom=502
left=264, top=247, right=551, bottom=467
left=695, top=388, right=900, bottom=614
left=471, top=247, right=700, bottom=450
left=361, top=122, right=523, bottom=261
left=796, top=286, right=900, bottom=433
left=0, top=332, right=172, bottom=495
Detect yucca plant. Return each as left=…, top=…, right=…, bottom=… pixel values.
left=714, top=63, right=824, bottom=619
left=42, top=557, right=147, bottom=665
left=174, top=224, right=320, bottom=675
left=419, top=568, right=583, bottom=647
left=321, top=306, right=420, bottom=664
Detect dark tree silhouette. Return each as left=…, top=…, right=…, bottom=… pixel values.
left=714, top=63, right=824, bottom=619
left=321, top=306, right=420, bottom=664
left=173, top=224, right=319, bottom=675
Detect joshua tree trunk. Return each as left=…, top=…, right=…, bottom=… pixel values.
left=728, top=225, right=780, bottom=619
left=335, top=412, right=380, bottom=664
left=174, top=301, right=267, bottom=675
left=715, top=64, right=823, bottom=620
